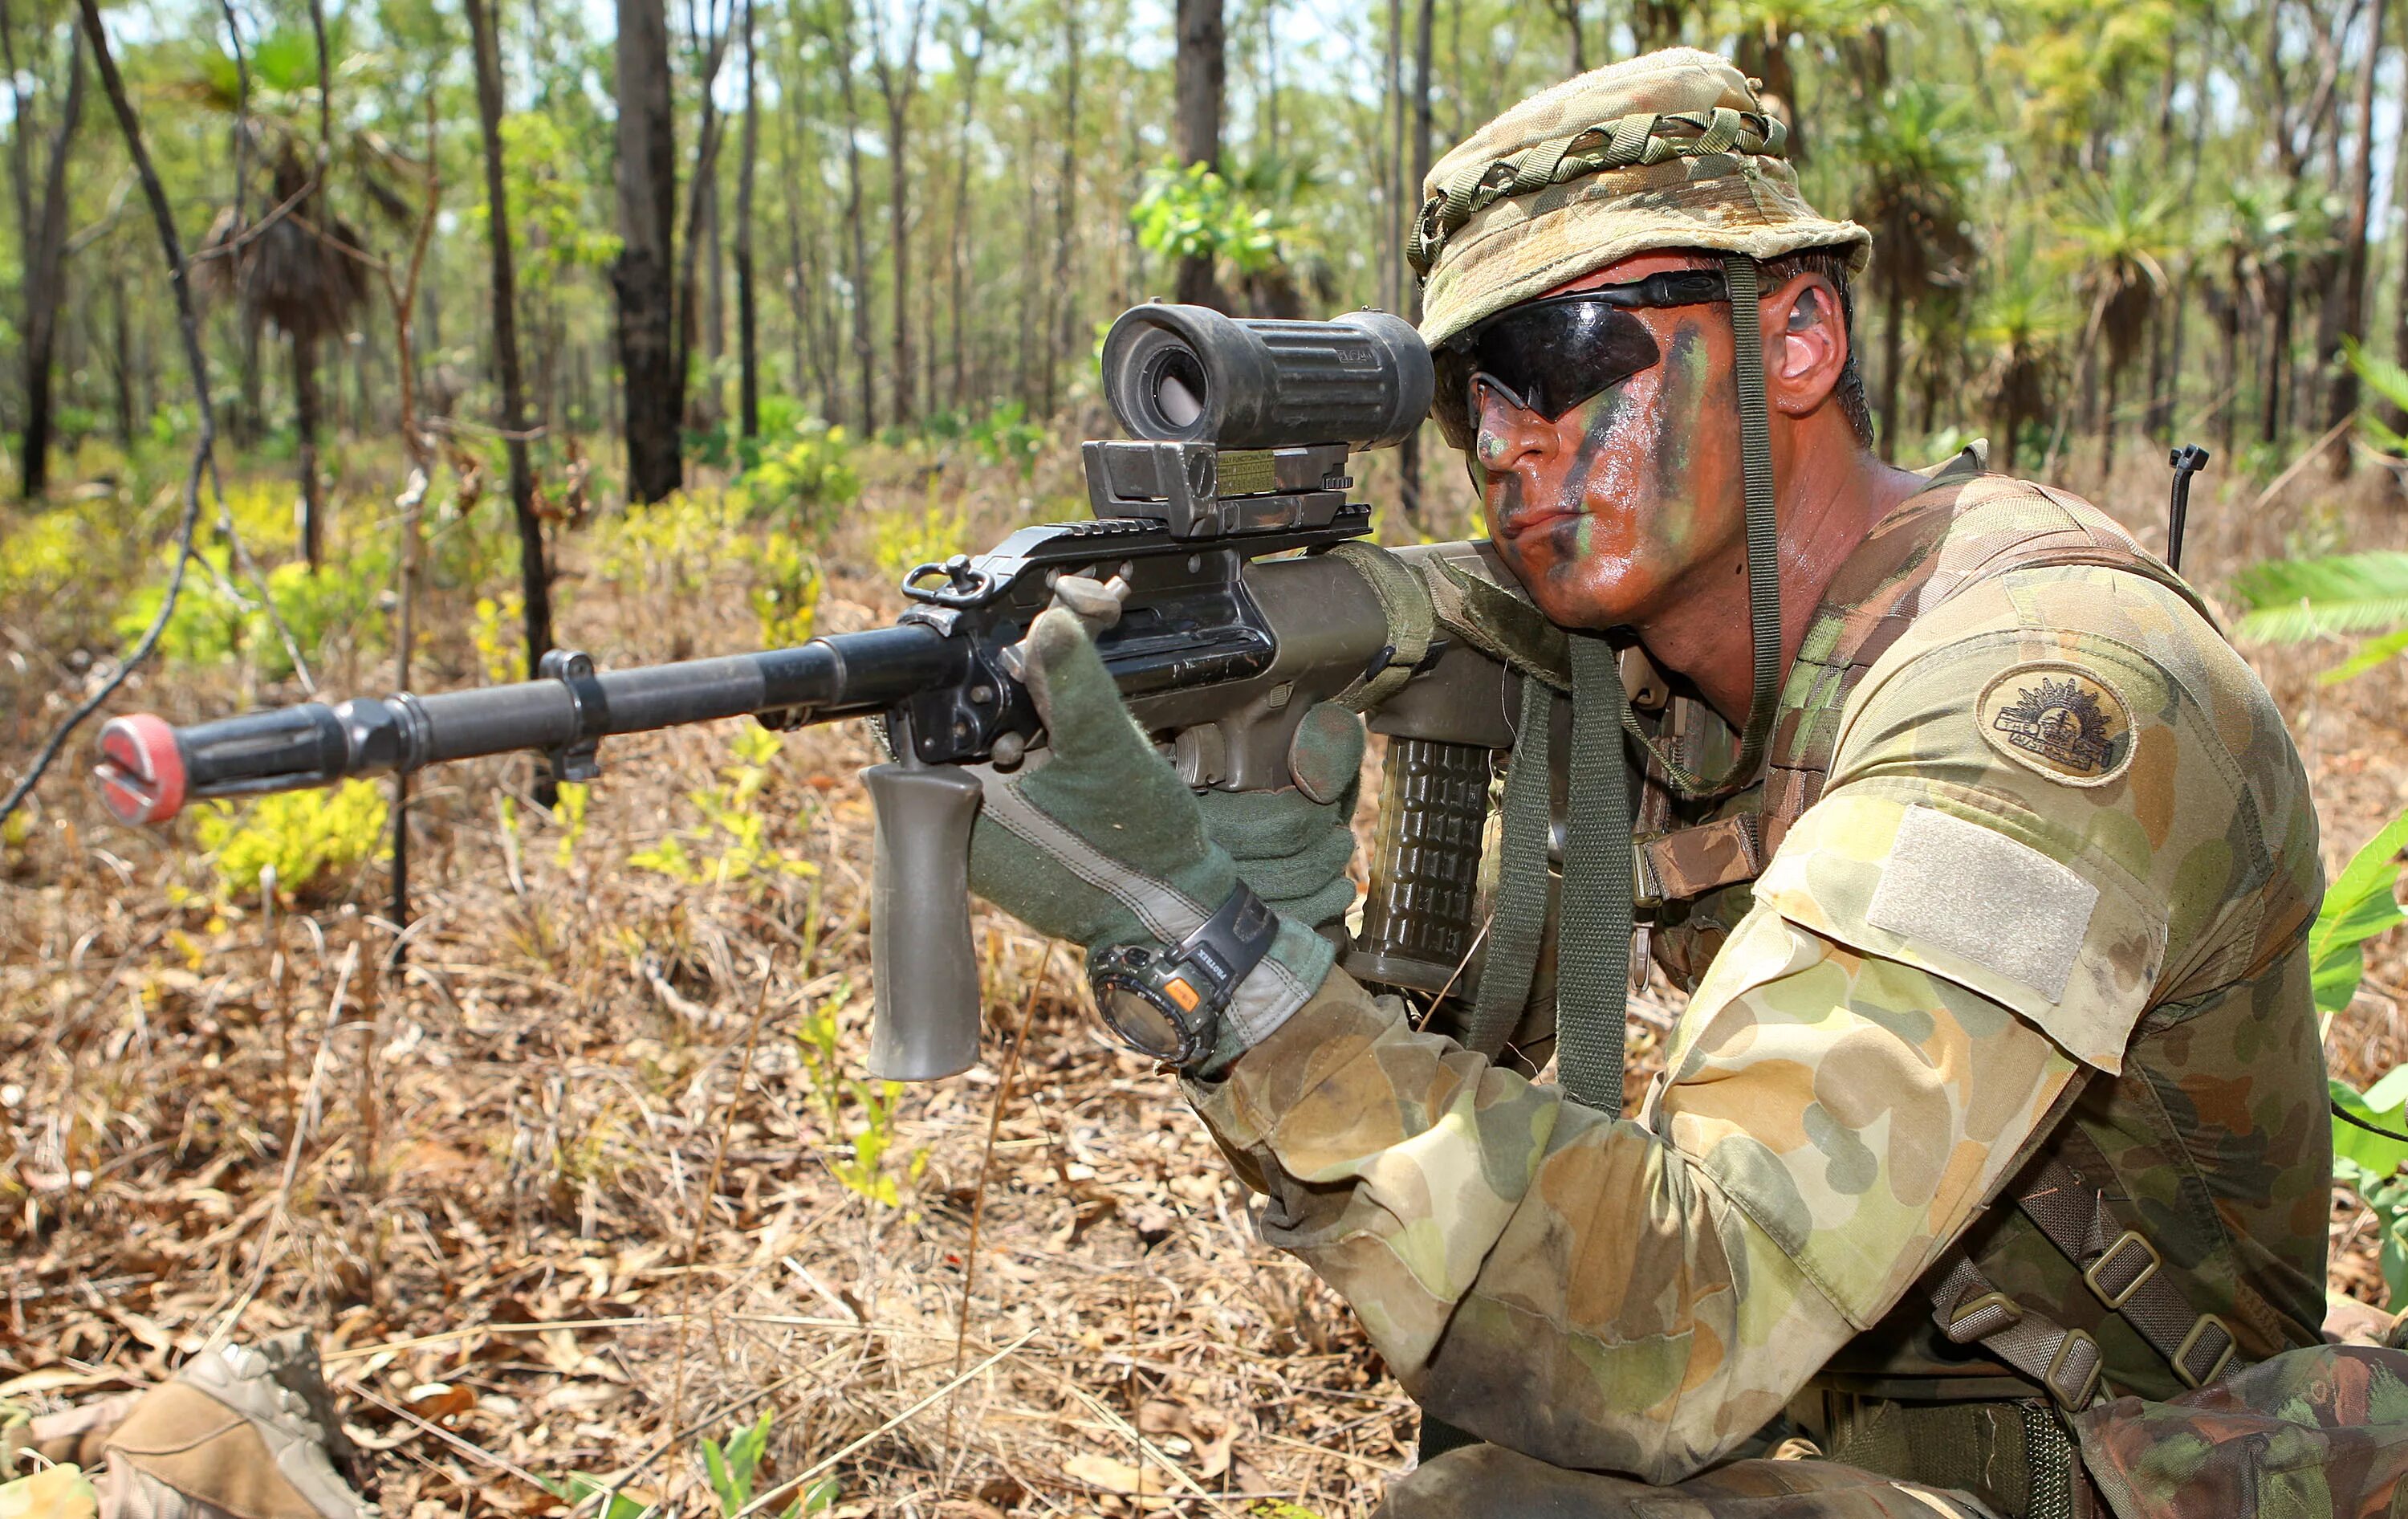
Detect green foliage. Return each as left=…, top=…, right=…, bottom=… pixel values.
left=795, top=985, right=927, bottom=1207
left=2311, top=814, right=2408, bottom=1309
left=0, top=503, right=99, bottom=602
left=965, top=402, right=1047, bottom=479
left=628, top=726, right=816, bottom=889
left=552, top=782, right=591, bottom=870
left=2231, top=550, right=2408, bottom=682
left=698, top=1408, right=836, bottom=1517
left=2332, top=1069, right=2408, bottom=1308
left=2309, top=811, right=2408, bottom=1033
left=117, top=540, right=393, bottom=682
left=736, top=421, right=861, bottom=529
left=1133, top=160, right=1283, bottom=275
left=2344, top=337, right=2408, bottom=457
left=194, top=779, right=390, bottom=904
left=493, top=112, right=623, bottom=294
left=745, top=531, right=824, bottom=649
left=870, top=499, right=967, bottom=584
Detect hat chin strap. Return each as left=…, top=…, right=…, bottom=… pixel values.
left=1483, top=254, right=1783, bottom=1114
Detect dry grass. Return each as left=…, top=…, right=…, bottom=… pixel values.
left=2, top=430, right=2404, bottom=1517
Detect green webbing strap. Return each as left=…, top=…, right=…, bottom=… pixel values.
left=1468, top=254, right=1786, bottom=1110
left=1454, top=252, right=1782, bottom=1107
left=1554, top=633, right=1632, bottom=1114
left=1460, top=674, right=1554, bottom=1058
left=1325, top=540, right=1437, bottom=714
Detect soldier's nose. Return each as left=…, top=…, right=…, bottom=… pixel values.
left=1473, top=383, right=1553, bottom=472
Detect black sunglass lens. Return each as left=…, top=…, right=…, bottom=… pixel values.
left=1474, top=302, right=1662, bottom=421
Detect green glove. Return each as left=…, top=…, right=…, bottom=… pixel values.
left=966, top=598, right=1336, bottom=1071
left=1194, top=702, right=1365, bottom=934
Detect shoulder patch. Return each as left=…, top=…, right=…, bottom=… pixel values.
left=1975, top=662, right=2134, bottom=786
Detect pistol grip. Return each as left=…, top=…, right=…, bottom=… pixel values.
left=864, top=763, right=987, bottom=1080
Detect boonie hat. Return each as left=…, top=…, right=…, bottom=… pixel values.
left=1413, top=47, right=1869, bottom=345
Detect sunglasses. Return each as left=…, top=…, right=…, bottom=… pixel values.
left=1431, top=269, right=1730, bottom=451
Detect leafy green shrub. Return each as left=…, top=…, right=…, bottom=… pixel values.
left=869, top=499, right=966, bottom=584
left=195, top=779, right=390, bottom=903
left=628, top=726, right=814, bottom=889
left=795, top=984, right=926, bottom=1207
left=1133, top=160, right=1282, bottom=275
left=116, top=542, right=392, bottom=681
left=0, top=503, right=100, bottom=603
left=742, top=532, right=823, bottom=649
left=738, top=421, right=860, bottom=531
left=966, top=402, right=1047, bottom=479
left=2232, top=550, right=2408, bottom=683
left=2308, top=812, right=2408, bottom=1307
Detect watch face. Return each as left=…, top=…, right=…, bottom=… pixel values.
left=1096, top=976, right=1190, bottom=1061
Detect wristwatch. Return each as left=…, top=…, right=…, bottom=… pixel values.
left=1088, top=882, right=1279, bottom=1066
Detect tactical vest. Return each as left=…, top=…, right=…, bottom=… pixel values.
left=1629, top=458, right=2331, bottom=1516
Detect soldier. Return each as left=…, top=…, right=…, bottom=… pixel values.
left=966, top=47, right=2334, bottom=1517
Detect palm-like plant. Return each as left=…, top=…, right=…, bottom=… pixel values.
left=2057, top=171, right=2178, bottom=471
left=1720, top=0, right=1910, bottom=159
left=1849, top=82, right=1977, bottom=458
left=183, top=25, right=416, bottom=570
left=1970, top=239, right=2070, bottom=470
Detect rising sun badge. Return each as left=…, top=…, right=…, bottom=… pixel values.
left=1975, top=666, right=2134, bottom=786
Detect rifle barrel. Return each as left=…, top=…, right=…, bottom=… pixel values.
left=92, top=624, right=962, bottom=825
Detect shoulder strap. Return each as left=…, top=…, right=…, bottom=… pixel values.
left=1930, top=1142, right=2247, bottom=1412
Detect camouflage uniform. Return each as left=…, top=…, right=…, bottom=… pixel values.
left=1186, top=462, right=2332, bottom=1514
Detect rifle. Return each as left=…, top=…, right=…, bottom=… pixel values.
left=92, top=303, right=1553, bottom=1080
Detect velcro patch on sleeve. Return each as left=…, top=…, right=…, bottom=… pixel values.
left=1865, top=804, right=2098, bottom=1004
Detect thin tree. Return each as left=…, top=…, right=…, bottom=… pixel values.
left=1173, top=0, right=1226, bottom=308
left=466, top=0, right=554, bottom=676
left=1043, top=0, right=1080, bottom=417
left=1399, top=0, right=1431, bottom=522
left=2321, top=0, right=2388, bottom=475
left=867, top=0, right=926, bottom=424
left=735, top=0, right=762, bottom=438
left=946, top=3, right=987, bottom=412
left=826, top=0, right=876, bottom=432
left=672, top=0, right=735, bottom=431
left=613, top=0, right=681, bottom=502
left=1, top=4, right=87, bottom=500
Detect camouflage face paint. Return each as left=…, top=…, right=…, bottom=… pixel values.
left=1484, top=309, right=1748, bottom=633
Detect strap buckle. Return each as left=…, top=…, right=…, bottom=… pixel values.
left=2083, top=1229, right=2162, bottom=1311
left=1942, top=1290, right=2024, bottom=1345
left=2044, top=1328, right=2105, bottom=1411
left=2173, top=1314, right=2238, bottom=1389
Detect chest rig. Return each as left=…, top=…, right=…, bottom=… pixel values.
left=1632, top=457, right=2209, bottom=989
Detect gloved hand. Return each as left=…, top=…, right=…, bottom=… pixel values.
left=1194, top=701, right=1365, bottom=934
left=966, top=597, right=1336, bottom=1073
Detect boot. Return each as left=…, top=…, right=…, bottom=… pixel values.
left=92, top=1333, right=372, bottom=1519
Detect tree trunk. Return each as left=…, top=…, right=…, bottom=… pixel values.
left=2262, top=269, right=2292, bottom=446
left=110, top=270, right=135, bottom=444
left=1173, top=0, right=1225, bottom=309
left=948, top=13, right=985, bottom=413
left=2324, top=0, right=2387, bottom=475
left=829, top=0, right=876, bottom=433
left=871, top=0, right=925, bottom=426
left=14, top=29, right=84, bottom=499
left=294, top=331, right=323, bottom=568
left=612, top=0, right=681, bottom=502
left=672, top=3, right=734, bottom=434
left=1400, top=0, right=1432, bottom=522
left=1043, top=0, right=1079, bottom=418
left=735, top=0, right=760, bottom=438
left=1880, top=271, right=1904, bottom=461
left=2219, top=292, right=2241, bottom=459
left=468, top=0, right=553, bottom=679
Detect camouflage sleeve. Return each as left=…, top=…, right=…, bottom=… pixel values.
left=1187, top=929, right=2081, bottom=1480
left=1186, top=569, right=2285, bottom=1483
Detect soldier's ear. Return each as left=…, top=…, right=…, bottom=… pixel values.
left=1763, top=271, right=1846, bottom=418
